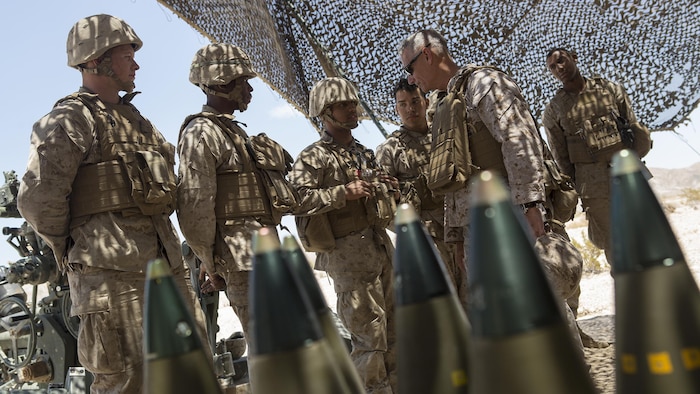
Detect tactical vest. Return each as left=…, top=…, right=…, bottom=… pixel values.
left=65, top=92, right=176, bottom=223
left=428, top=65, right=507, bottom=194
left=550, top=77, right=627, bottom=163
left=296, top=141, right=395, bottom=252
left=180, top=113, right=297, bottom=225
left=325, top=144, right=395, bottom=236
left=391, top=130, right=443, bottom=211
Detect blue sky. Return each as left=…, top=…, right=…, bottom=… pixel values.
left=1, top=0, right=699, bottom=263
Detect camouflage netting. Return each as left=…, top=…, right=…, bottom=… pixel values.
left=158, top=0, right=700, bottom=135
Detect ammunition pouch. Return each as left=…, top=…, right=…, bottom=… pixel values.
left=391, top=130, right=443, bottom=211
left=247, top=134, right=300, bottom=223
left=67, top=92, right=177, bottom=219
left=578, top=114, right=626, bottom=162
left=295, top=214, right=336, bottom=253
left=365, top=183, right=396, bottom=229
left=118, top=151, right=176, bottom=216
left=427, top=90, right=473, bottom=194
left=295, top=196, right=382, bottom=253
left=182, top=113, right=299, bottom=225
left=215, top=172, right=273, bottom=222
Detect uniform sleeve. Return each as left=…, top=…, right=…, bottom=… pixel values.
left=176, top=118, right=225, bottom=273
left=17, top=102, right=94, bottom=265
left=289, top=144, right=347, bottom=216
left=542, top=103, right=575, bottom=179
left=376, top=136, right=422, bottom=208
left=375, top=137, right=400, bottom=177
left=468, top=69, right=546, bottom=205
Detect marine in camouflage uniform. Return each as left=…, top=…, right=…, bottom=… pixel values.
left=375, top=78, right=466, bottom=309
left=399, top=29, right=546, bottom=274
left=542, top=48, right=653, bottom=349
left=291, top=77, right=399, bottom=394
left=543, top=47, right=652, bottom=267
left=400, top=31, right=589, bottom=353
left=17, top=15, right=208, bottom=393
left=177, top=44, right=288, bottom=346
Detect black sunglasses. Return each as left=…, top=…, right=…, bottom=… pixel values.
left=403, top=44, right=430, bottom=75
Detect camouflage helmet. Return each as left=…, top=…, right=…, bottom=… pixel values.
left=67, top=14, right=142, bottom=68
left=308, top=77, right=360, bottom=118
left=534, top=232, right=583, bottom=300
left=189, top=43, right=256, bottom=87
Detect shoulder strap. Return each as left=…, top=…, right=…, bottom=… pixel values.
left=449, top=65, right=502, bottom=95
left=54, top=92, right=103, bottom=162
left=181, top=112, right=256, bottom=172
left=393, top=129, right=430, bottom=170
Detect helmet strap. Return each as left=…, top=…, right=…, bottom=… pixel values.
left=201, top=84, right=249, bottom=112
left=321, top=109, right=358, bottom=130
left=79, top=56, right=135, bottom=93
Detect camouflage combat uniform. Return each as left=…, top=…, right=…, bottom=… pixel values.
left=291, top=132, right=397, bottom=394
left=438, top=66, right=546, bottom=257
left=177, top=105, right=266, bottom=338
left=17, top=88, right=207, bottom=393
left=437, top=66, right=588, bottom=353
left=543, top=77, right=652, bottom=265
left=375, top=127, right=466, bottom=308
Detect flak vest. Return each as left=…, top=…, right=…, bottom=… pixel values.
left=429, top=65, right=508, bottom=194
left=431, top=67, right=578, bottom=230
left=66, top=92, right=176, bottom=226
left=549, top=77, right=629, bottom=163
left=324, top=144, right=395, bottom=237
left=179, top=113, right=298, bottom=226
left=295, top=141, right=396, bottom=253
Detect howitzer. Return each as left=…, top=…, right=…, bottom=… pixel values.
left=0, top=171, right=89, bottom=393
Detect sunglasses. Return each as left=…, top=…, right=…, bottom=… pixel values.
left=403, top=44, right=430, bottom=76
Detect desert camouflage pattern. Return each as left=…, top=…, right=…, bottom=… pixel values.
left=438, top=67, right=545, bottom=238
left=534, top=232, right=586, bottom=353
left=177, top=105, right=258, bottom=274
left=67, top=265, right=207, bottom=393
left=543, top=77, right=651, bottom=179
left=177, top=105, right=269, bottom=337
left=17, top=88, right=208, bottom=392
left=291, top=132, right=397, bottom=393
left=18, top=89, right=182, bottom=274
left=189, top=43, right=256, bottom=87
left=308, top=77, right=361, bottom=118
left=67, top=14, right=142, bottom=68
left=543, top=77, right=651, bottom=260
left=375, top=127, right=466, bottom=309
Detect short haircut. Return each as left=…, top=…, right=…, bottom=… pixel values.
left=546, top=47, right=577, bottom=60
left=392, top=78, right=423, bottom=99
left=399, top=29, right=449, bottom=58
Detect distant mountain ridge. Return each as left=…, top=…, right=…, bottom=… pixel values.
left=648, top=162, right=700, bottom=197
